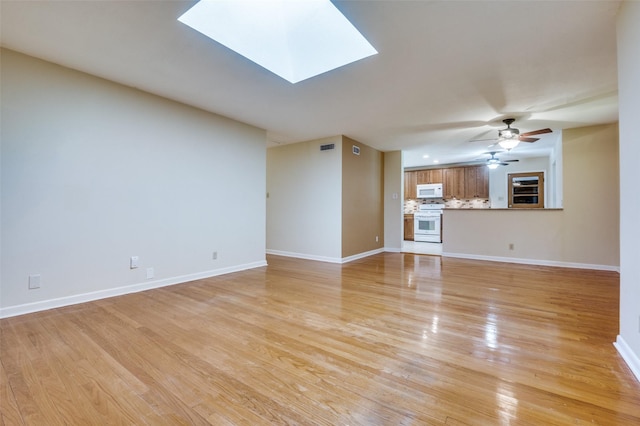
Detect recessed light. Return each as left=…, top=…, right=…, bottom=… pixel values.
left=433, top=160, right=439, bottom=164
left=178, top=0, right=378, bottom=83
left=423, top=154, right=430, bottom=159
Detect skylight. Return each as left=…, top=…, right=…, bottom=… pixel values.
left=178, top=0, right=378, bottom=83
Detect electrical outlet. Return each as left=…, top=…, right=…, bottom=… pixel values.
left=212, top=251, right=218, bottom=260
left=130, top=256, right=139, bottom=269
left=146, top=267, right=154, bottom=279
left=376, top=236, right=379, bottom=242
left=28, top=274, right=41, bottom=289
left=508, top=243, right=514, bottom=250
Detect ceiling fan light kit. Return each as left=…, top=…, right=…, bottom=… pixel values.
left=471, top=118, right=553, bottom=155
left=498, top=138, right=520, bottom=150
left=497, top=118, right=520, bottom=150
left=485, top=151, right=519, bottom=169
left=498, top=118, right=519, bottom=139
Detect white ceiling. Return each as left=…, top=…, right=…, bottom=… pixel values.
left=0, top=0, right=620, bottom=168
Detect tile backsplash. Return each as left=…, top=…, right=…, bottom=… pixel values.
left=404, top=198, right=490, bottom=213
left=444, top=198, right=490, bottom=209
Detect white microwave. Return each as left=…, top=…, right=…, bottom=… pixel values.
left=416, top=183, right=443, bottom=198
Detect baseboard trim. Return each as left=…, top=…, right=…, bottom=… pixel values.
left=266, top=249, right=342, bottom=263
left=266, top=248, right=384, bottom=264
left=341, top=248, right=385, bottom=263
left=384, top=247, right=402, bottom=253
left=0, top=260, right=267, bottom=319
left=441, top=252, right=620, bottom=272
left=614, top=335, right=640, bottom=383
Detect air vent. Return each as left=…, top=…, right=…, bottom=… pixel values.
left=352, top=145, right=360, bottom=155
left=320, top=143, right=335, bottom=151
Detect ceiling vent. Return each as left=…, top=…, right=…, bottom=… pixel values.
left=320, top=143, right=335, bottom=151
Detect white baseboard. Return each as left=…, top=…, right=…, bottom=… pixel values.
left=266, top=248, right=384, bottom=264
left=442, top=252, right=620, bottom=272
left=384, top=247, right=402, bottom=253
left=0, top=260, right=267, bottom=319
left=341, top=248, right=385, bottom=263
left=614, top=335, right=640, bottom=383
left=266, top=249, right=342, bottom=263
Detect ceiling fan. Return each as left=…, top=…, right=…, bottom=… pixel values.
left=484, top=151, right=519, bottom=169
left=471, top=118, right=552, bottom=150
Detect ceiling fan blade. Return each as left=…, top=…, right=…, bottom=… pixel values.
left=500, top=162, right=510, bottom=166
left=469, top=138, right=498, bottom=143
left=503, top=159, right=519, bottom=162
left=518, top=137, right=539, bottom=143
left=521, top=128, right=552, bottom=137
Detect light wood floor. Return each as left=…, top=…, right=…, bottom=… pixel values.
left=2, top=254, right=639, bottom=425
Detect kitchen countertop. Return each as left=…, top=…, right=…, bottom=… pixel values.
left=405, top=208, right=564, bottom=213
left=443, top=208, right=563, bottom=211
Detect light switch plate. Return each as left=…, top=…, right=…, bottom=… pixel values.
left=28, top=274, right=41, bottom=289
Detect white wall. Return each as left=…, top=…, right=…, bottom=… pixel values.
left=383, top=151, right=403, bottom=252
left=549, top=131, right=564, bottom=208
left=0, top=49, right=267, bottom=317
left=489, top=156, right=551, bottom=208
left=266, top=137, right=342, bottom=261
left=615, top=1, right=640, bottom=381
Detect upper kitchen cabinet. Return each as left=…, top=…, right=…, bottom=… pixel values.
left=405, top=165, right=489, bottom=200
left=404, top=171, right=417, bottom=199
left=464, top=166, right=489, bottom=199
left=443, top=167, right=465, bottom=199
left=417, top=169, right=443, bottom=185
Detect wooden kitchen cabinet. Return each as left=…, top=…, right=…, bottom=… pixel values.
left=464, top=166, right=489, bottom=199
left=443, top=167, right=465, bottom=199
left=406, top=165, right=488, bottom=200
left=404, top=171, right=417, bottom=199
left=475, top=166, right=489, bottom=198
left=416, top=169, right=443, bottom=185
left=416, top=170, right=429, bottom=185
left=404, top=214, right=414, bottom=240
left=429, top=168, right=443, bottom=184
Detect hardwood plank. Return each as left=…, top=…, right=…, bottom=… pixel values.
left=0, top=351, right=24, bottom=426
left=1, top=254, right=638, bottom=425
left=1, top=317, right=67, bottom=425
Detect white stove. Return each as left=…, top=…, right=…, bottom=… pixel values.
left=414, top=203, right=444, bottom=243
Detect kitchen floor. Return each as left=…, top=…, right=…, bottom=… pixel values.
left=402, top=240, right=443, bottom=256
